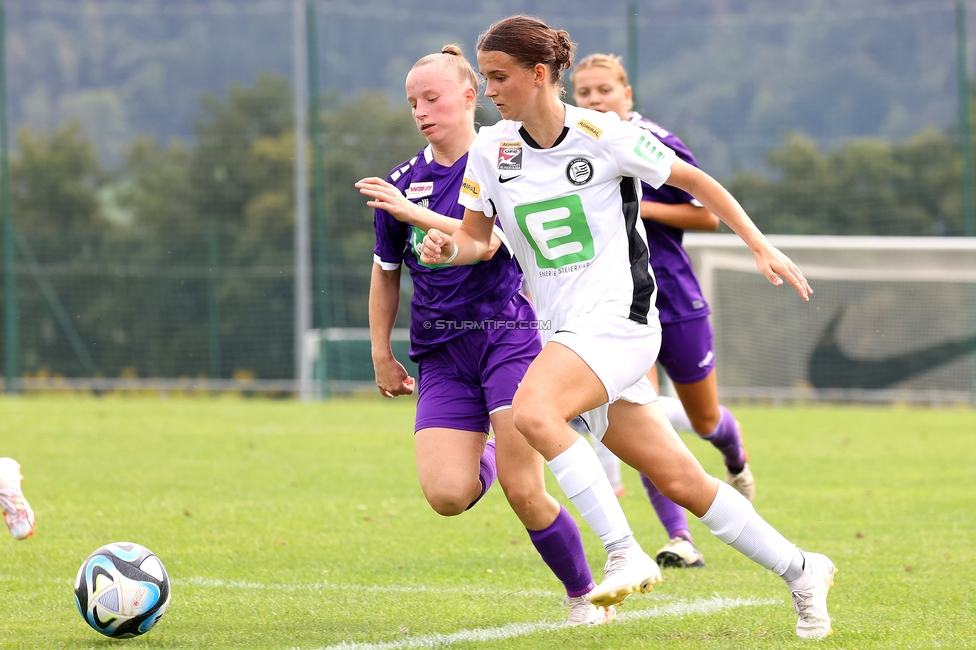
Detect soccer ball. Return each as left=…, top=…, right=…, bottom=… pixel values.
left=74, top=542, right=171, bottom=638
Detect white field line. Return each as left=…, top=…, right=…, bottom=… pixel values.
left=174, top=576, right=559, bottom=599
left=312, top=596, right=780, bottom=650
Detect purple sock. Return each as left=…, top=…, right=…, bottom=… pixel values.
left=466, top=438, right=497, bottom=511
left=527, top=505, right=595, bottom=597
left=702, top=406, right=746, bottom=474
left=640, top=474, right=693, bottom=543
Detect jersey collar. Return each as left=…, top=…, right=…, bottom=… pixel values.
left=518, top=102, right=572, bottom=150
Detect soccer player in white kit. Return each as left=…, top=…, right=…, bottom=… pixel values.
left=421, top=15, right=837, bottom=640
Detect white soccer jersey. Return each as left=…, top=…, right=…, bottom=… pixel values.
left=458, top=104, right=677, bottom=341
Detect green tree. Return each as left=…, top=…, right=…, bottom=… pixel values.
left=115, top=76, right=421, bottom=379
left=1, top=122, right=110, bottom=377
left=318, top=91, right=425, bottom=327
left=4, top=74, right=441, bottom=381
left=120, top=136, right=194, bottom=234
left=111, top=74, right=297, bottom=379
left=190, top=73, right=294, bottom=236
left=729, top=128, right=960, bottom=236
left=12, top=121, right=105, bottom=234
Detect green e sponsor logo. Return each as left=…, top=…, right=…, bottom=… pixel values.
left=514, top=195, right=595, bottom=269
left=635, top=135, right=666, bottom=165
left=409, top=225, right=450, bottom=269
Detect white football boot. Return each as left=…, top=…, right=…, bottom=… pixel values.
left=655, top=536, right=705, bottom=568
left=564, top=593, right=616, bottom=626
left=725, top=462, right=756, bottom=502
left=0, top=458, right=35, bottom=540
left=588, top=544, right=663, bottom=608
left=788, top=552, right=838, bottom=639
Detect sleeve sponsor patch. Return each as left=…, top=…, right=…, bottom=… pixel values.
left=461, top=177, right=480, bottom=199
left=575, top=119, right=603, bottom=140
left=635, top=135, right=667, bottom=164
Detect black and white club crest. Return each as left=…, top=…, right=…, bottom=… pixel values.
left=566, top=158, right=594, bottom=185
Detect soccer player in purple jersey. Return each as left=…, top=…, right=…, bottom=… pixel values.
left=421, top=16, right=837, bottom=639
left=356, top=45, right=614, bottom=626
left=572, top=53, right=754, bottom=570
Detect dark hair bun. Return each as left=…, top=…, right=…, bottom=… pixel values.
left=553, top=30, right=575, bottom=70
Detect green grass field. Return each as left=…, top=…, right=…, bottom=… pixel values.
left=1, top=396, right=974, bottom=649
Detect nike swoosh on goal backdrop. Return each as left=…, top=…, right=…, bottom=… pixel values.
left=807, top=307, right=976, bottom=389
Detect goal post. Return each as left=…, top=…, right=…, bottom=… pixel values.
left=682, top=234, right=976, bottom=404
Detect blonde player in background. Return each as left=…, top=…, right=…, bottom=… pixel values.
left=572, top=53, right=755, bottom=570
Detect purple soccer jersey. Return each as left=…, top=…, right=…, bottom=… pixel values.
left=373, top=145, right=524, bottom=360
left=629, top=112, right=710, bottom=324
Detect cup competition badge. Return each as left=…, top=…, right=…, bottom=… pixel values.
left=497, top=141, right=522, bottom=171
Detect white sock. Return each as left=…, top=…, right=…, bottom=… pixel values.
left=659, top=395, right=693, bottom=433
left=698, top=480, right=805, bottom=579
left=592, top=438, right=623, bottom=488
left=547, top=437, right=633, bottom=547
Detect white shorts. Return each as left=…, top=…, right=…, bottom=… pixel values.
left=549, top=310, right=660, bottom=440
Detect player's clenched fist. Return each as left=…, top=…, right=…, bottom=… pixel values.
left=421, top=228, right=457, bottom=265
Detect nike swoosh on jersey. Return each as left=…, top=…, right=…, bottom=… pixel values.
left=808, top=308, right=976, bottom=389
left=499, top=175, right=520, bottom=183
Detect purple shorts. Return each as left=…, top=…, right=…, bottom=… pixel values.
left=414, top=292, right=542, bottom=434
left=657, top=316, right=715, bottom=384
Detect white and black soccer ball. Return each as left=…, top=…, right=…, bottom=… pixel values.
left=74, top=542, right=171, bottom=638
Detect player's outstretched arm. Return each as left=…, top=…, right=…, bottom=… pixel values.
left=640, top=200, right=719, bottom=231
left=357, top=177, right=457, bottom=233
left=420, top=208, right=494, bottom=265
left=666, top=160, right=812, bottom=301
left=358, top=177, right=503, bottom=260
left=368, top=263, right=415, bottom=398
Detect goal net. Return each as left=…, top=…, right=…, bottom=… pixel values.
left=682, top=234, right=976, bottom=404
left=315, top=236, right=976, bottom=403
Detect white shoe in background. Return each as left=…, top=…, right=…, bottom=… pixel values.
left=0, top=458, right=35, bottom=540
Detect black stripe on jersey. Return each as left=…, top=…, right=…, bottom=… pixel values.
left=519, top=126, right=570, bottom=149
left=621, top=177, right=655, bottom=324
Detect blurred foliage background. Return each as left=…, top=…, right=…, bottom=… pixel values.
left=2, top=0, right=975, bottom=382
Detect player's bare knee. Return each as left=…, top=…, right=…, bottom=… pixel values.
left=656, top=475, right=697, bottom=509
left=426, top=496, right=468, bottom=517
left=691, top=411, right=720, bottom=436
left=499, top=482, right=537, bottom=518
left=511, top=401, right=549, bottom=444
left=423, top=487, right=472, bottom=517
